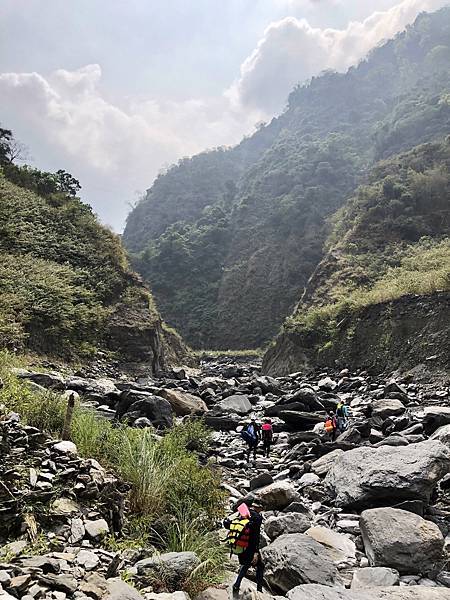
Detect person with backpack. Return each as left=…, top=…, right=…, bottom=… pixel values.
left=240, top=418, right=260, bottom=462
left=324, top=412, right=337, bottom=441
left=261, top=418, right=273, bottom=457
left=223, top=499, right=264, bottom=595
left=336, top=399, right=349, bottom=433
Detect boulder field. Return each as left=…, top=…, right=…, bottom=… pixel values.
left=2, top=357, right=450, bottom=599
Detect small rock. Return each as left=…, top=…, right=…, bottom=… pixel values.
left=84, top=519, right=109, bottom=539
left=53, top=441, right=78, bottom=455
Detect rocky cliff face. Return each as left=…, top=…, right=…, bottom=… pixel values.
left=263, top=293, right=450, bottom=377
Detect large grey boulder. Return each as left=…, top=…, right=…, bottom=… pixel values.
left=264, top=513, right=311, bottom=540
left=305, top=527, right=356, bottom=563
left=158, top=389, right=208, bottom=416
left=255, top=481, right=300, bottom=511
left=371, top=399, right=405, bottom=421
left=204, top=413, right=242, bottom=431
left=217, top=394, right=252, bottom=415
left=261, top=533, right=337, bottom=593
left=360, top=508, right=445, bottom=575
left=312, top=450, right=345, bottom=477
left=278, top=411, right=325, bottom=430
left=287, top=585, right=349, bottom=600
left=250, top=472, right=274, bottom=491
left=125, top=396, right=173, bottom=429
left=136, top=551, right=200, bottom=587
left=430, top=423, right=450, bottom=448
left=325, top=440, right=450, bottom=508
left=12, top=369, right=65, bottom=389
left=423, top=406, right=450, bottom=435
left=350, top=567, right=399, bottom=589
left=287, top=586, right=450, bottom=600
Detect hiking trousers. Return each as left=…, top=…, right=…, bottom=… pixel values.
left=234, top=552, right=264, bottom=591
left=246, top=443, right=258, bottom=461
left=262, top=441, right=271, bottom=457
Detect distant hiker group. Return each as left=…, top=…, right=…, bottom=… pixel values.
left=241, top=418, right=273, bottom=461
left=324, top=399, right=349, bottom=440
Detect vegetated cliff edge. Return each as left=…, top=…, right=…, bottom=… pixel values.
left=263, top=292, right=450, bottom=376
left=0, top=166, right=189, bottom=371
left=124, top=7, right=450, bottom=349
left=263, top=138, right=450, bottom=376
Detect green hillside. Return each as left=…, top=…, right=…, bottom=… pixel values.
left=124, top=7, right=450, bottom=349
left=0, top=152, right=186, bottom=367
left=288, top=138, right=450, bottom=330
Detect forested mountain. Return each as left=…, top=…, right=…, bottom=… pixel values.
left=0, top=131, right=188, bottom=370
left=263, top=138, right=450, bottom=375
left=124, top=7, right=450, bottom=349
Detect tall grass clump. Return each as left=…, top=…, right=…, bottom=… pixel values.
left=0, top=352, right=227, bottom=591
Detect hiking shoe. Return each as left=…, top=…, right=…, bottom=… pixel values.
left=232, top=585, right=240, bottom=596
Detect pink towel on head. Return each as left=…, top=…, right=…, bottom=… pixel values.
left=238, top=502, right=250, bottom=518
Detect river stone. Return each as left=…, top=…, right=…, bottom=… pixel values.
left=217, top=394, right=252, bottom=415
left=360, top=508, right=445, bottom=575
left=104, top=578, right=145, bottom=599
left=158, top=389, right=208, bottom=416
left=85, top=518, right=109, bottom=539
left=312, top=450, right=345, bottom=477
left=126, top=396, right=173, bottom=429
left=351, top=567, right=400, bottom=589
left=278, top=411, right=325, bottom=430
left=12, top=369, right=65, bottom=389
left=265, top=513, right=311, bottom=540
left=76, top=549, right=100, bottom=570
left=255, top=481, right=299, bottom=510
left=261, top=533, right=337, bottom=593
left=145, top=593, right=190, bottom=600
left=430, top=423, right=450, bottom=447
left=19, top=556, right=61, bottom=573
left=136, top=551, right=200, bottom=586
left=305, top=526, right=356, bottom=563
left=287, top=585, right=450, bottom=599
left=371, top=399, right=405, bottom=421
left=250, top=472, right=274, bottom=490
left=324, top=440, right=450, bottom=508
left=298, top=472, right=321, bottom=487
left=204, top=413, right=242, bottom=431
left=52, top=497, right=80, bottom=515
left=53, top=441, right=78, bottom=455
left=423, top=406, right=450, bottom=435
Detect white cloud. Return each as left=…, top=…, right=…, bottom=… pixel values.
left=230, top=0, right=449, bottom=113
left=0, top=0, right=447, bottom=230
left=0, top=65, right=261, bottom=229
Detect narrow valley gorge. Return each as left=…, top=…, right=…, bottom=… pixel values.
left=0, top=4, right=449, bottom=600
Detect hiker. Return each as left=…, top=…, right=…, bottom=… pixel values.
left=241, top=418, right=260, bottom=462
left=336, top=399, right=349, bottom=433
left=324, top=412, right=337, bottom=441
left=261, top=418, right=273, bottom=457
left=223, top=500, right=264, bottom=595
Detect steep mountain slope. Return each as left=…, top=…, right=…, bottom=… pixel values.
left=124, top=8, right=450, bottom=349
left=0, top=165, right=188, bottom=370
left=263, top=138, right=450, bottom=376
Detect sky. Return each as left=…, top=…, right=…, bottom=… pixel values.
left=0, top=0, right=448, bottom=230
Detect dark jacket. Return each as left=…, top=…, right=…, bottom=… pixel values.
left=223, top=508, right=263, bottom=556
left=244, top=509, right=263, bottom=556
